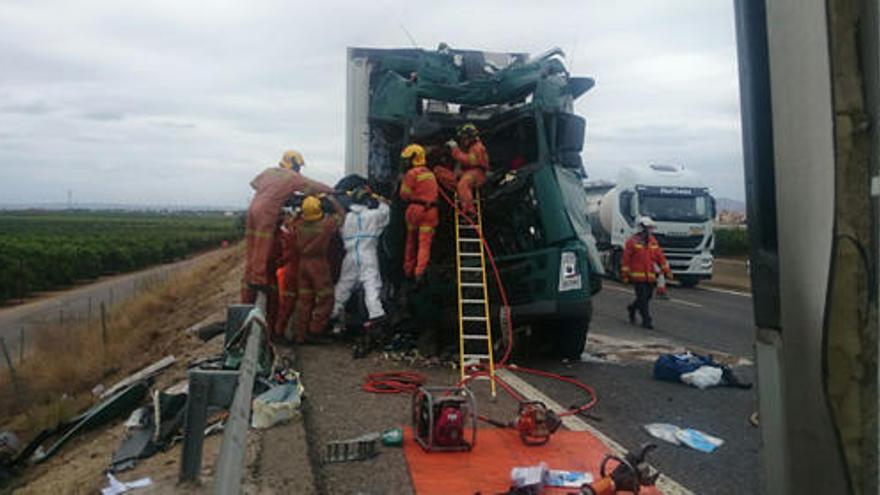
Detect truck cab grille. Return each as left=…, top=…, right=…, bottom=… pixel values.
left=654, top=234, right=704, bottom=250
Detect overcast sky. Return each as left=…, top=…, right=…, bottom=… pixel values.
left=0, top=0, right=743, bottom=207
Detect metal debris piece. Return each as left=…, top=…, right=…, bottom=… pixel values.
left=324, top=432, right=380, bottom=464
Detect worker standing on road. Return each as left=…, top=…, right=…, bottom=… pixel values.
left=399, top=144, right=439, bottom=284
left=293, top=194, right=345, bottom=344
left=621, top=217, right=673, bottom=329
left=274, top=211, right=300, bottom=342
left=242, top=150, right=334, bottom=332
left=331, top=188, right=391, bottom=355
left=438, top=123, right=490, bottom=216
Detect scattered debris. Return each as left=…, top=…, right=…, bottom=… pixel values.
left=546, top=469, right=593, bottom=488
left=510, top=462, right=546, bottom=490
left=510, top=463, right=593, bottom=490
left=251, top=380, right=303, bottom=429
left=92, top=384, right=107, bottom=397
left=100, top=355, right=176, bottom=400
left=643, top=423, right=681, bottom=446
left=110, top=390, right=188, bottom=472
left=100, top=473, right=153, bottom=495
left=653, top=352, right=751, bottom=389
left=643, top=423, right=724, bottom=453
left=21, top=381, right=149, bottom=465
left=749, top=411, right=760, bottom=427
left=324, top=432, right=380, bottom=463
left=676, top=428, right=724, bottom=453
left=0, top=431, right=20, bottom=464
left=680, top=365, right=724, bottom=389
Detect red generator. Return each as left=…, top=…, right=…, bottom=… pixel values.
left=411, top=386, right=477, bottom=452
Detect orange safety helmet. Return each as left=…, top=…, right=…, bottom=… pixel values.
left=279, top=150, right=305, bottom=171
left=400, top=144, right=426, bottom=167
left=302, top=195, right=324, bottom=222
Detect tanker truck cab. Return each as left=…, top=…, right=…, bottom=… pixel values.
left=593, top=164, right=715, bottom=287
left=345, top=45, right=604, bottom=358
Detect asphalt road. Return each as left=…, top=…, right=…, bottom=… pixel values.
left=519, top=281, right=759, bottom=495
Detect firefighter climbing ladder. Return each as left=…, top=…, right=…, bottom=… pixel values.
left=454, top=191, right=496, bottom=397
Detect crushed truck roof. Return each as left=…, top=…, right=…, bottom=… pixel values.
left=350, top=45, right=595, bottom=122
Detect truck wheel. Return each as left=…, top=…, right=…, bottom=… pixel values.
left=555, top=300, right=593, bottom=360
left=678, top=276, right=700, bottom=288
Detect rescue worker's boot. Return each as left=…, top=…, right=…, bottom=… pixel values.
left=364, top=316, right=389, bottom=346
left=627, top=304, right=636, bottom=324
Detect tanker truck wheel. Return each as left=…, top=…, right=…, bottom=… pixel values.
left=555, top=300, right=593, bottom=360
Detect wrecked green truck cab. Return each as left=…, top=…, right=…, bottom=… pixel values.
left=344, top=45, right=603, bottom=358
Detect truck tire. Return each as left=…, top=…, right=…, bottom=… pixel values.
left=555, top=300, right=593, bottom=360
left=678, top=276, right=700, bottom=288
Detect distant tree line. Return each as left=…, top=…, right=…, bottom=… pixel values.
left=0, top=211, right=243, bottom=303
left=713, top=227, right=749, bottom=257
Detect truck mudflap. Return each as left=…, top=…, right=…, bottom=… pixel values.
left=554, top=167, right=605, bottom=276
left=492, top=242, right=593, bottom=322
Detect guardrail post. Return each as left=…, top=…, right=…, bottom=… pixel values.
left=179, top=370, right=211, bottom=482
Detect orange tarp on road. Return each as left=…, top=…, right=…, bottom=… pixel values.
left=403, top=427, right=662, bottom=495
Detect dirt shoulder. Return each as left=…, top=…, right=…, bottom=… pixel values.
left=8, top=248, right=243, bottom=494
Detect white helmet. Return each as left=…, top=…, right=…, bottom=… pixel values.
left=638, top=216, right=656, bottom=230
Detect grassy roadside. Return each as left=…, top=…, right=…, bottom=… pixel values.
left=706, top=256, right=751, bottom=292
left=0, top=244, right=243, bottom=444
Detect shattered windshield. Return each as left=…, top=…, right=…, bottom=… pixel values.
left=638, top=193, right=711, bottom=222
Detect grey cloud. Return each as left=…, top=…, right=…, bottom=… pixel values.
left=152, top=120, right=197, bottom=129
left=0, top=100, right=53, bottom=115
left=0, top=1, right=744, bottom=206
left=82, top=111, right=125, bottom=121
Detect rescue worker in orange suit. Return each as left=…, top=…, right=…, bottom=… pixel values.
left=242, top=150, right=333, bottom=330
left=621, top=217, right=673, bottom=329
left=436, top=123, right=490, bottom=216
left=399, top=144, right=439, bottom=284
left=274, top=212, right=300, bottom=341
left=293, top=195, right=345, bottom=344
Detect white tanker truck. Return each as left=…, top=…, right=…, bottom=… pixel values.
left=584, top=164, right=715, bottom=287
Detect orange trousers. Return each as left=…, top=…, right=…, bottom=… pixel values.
left=433, top=167, right=486, bottom=215
left=296, top=257, right=334, bottom=342
left=403, top=204, right=438, bottom=278
left=275, top=263, right=299, bottom=338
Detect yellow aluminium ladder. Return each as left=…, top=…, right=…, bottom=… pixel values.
left=454, top=191, right=496, bottom=397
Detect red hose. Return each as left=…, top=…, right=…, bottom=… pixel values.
left=362, top=371, right=426, bottom=394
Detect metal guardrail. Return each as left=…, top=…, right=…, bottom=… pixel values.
left=179, top=294, right=265, bottom=494
left=213, top=294, right=264, bottom=495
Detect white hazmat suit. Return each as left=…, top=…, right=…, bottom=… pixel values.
left=332, top=201, right=390, bottom=320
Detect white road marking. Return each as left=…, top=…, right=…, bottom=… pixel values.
left=667, top=298, right=702, bottom=308
left=496, top=368, right=695, bottom=495
left=700, top=285, right=751, bottom=298
left=604, top=284, right=703, bottom=308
